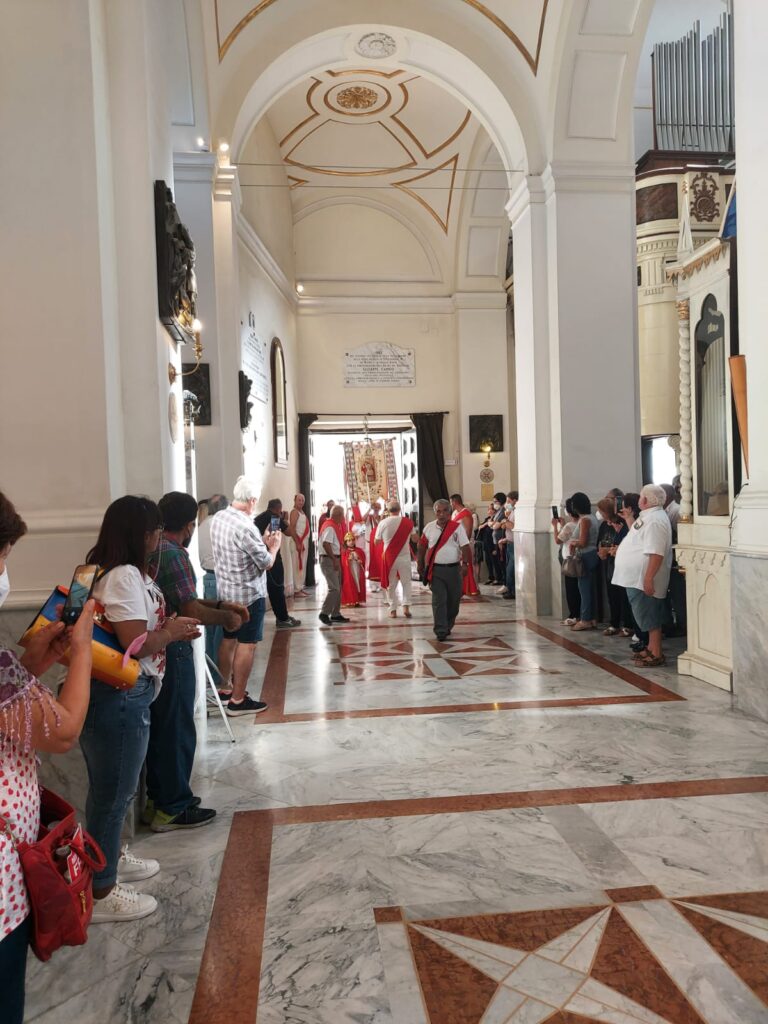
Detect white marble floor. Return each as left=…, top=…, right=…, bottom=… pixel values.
left=23, top=587, right=768, bottom=1023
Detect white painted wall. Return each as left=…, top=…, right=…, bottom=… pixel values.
left=296, top=312, right=461, bottom=496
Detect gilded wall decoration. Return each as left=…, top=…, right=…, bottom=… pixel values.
left=214, top=0, right=549, bottom=72
left=690, top=173, right=721, bottom=223
left=271, top=70, right=472, bottom=232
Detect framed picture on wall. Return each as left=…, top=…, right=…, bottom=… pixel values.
left=181, top=362, right=211, bottom=425
left=469, top=415, right=503, bottom=453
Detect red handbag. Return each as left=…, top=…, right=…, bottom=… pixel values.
left=0, top=787, right=106, bottom=961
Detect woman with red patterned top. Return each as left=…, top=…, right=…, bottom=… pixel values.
left=0, top=492, right=95, bottom=1024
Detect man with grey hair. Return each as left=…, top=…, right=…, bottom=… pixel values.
left=612, top=483, right=673, bottom=667
left=417, top=499, right=472, bottom=642
left=318, top=504, right=350, bottom=626
left=376, top=499, right=415, bottom=617
left=210, top=477, right=282, bottom=714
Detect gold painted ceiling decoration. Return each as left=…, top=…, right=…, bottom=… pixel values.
left=265, top=69, right=472, bottom=233
left=214, top=0, right=549, bottom=72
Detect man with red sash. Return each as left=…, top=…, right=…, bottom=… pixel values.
left=318, top=505, right=351, bottom=626
left=366, top=501, right=383, bottom=590
left=450, top=493, right=480, bottom=597
left=377, top=500, right=414, bottom=618
left=416, top=498, right=472, bottom=641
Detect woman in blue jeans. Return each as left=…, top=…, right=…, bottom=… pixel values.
left=567, top=492, right=600, bottom=631
left=81, top=497, right=200, bottom=923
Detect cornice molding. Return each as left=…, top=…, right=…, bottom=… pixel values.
left=236, top=214, right=297, bottom=308
left=453, top=291, right=507, bottom=310
left=297, top=296, right=455, bottom=316
left=666, top=239, right=729, bottom=283
left=543, top=162, right=636, bottom=194
left=19, top=510, right=104, bottom=536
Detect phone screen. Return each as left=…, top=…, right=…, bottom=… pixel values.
left=615, top=497, right=624, bottom=512
left=62, top=564, right=99, bottom=624
left=551, top=505, right=559, bottom=519
left=270, top=515, right=282, bottom=533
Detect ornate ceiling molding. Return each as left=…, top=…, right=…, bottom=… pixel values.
left=214, top=0, right=550, bottom=72
left=393, top=154, right=460, bottom=233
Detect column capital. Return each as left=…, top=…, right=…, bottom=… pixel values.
left=543, top=161, right=636, bottom=195
left=505, top=174, right=549, bottom=227
left=173, top=152, right=217, bottom=185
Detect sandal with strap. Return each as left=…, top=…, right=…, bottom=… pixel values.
left=635, top=651, right=666, bottom=668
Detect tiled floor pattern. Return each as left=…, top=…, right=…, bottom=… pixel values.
left=22, top=588, right=768, bottom=1023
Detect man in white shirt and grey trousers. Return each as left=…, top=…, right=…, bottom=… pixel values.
left=417, top=499, right=472, bottom=641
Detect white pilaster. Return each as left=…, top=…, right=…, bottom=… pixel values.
left=732, top=1, right=768, bottom=551
left=211, top=156, right=246, bottom=493
left=454, top=292, right=510, bottom=505
left=506, top=167, right=642, bottom=616
left=676, top=300, right=694, bottom=520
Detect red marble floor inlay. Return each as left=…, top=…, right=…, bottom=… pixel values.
left=675, top=901, right=768, bottom=1005
left=408, top=925, right=498, bottom=1024
left=605, top=885, right=665, bottom=903
left=679, top=890, right=768, bottom=917
left=415, top=905, right=602, bottom=951
left=590, top=908, right=705, bottom=1023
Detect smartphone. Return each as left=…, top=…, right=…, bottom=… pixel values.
left=551, top=505, right=559, bottom=519
left=61, top=564, right=100, bottom=625
left=615, top=496, right=624, bottom=512
left=270, top=515, right=282, bottom=533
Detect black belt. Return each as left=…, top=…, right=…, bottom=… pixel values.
left=433, top=562, right=460, bottom=567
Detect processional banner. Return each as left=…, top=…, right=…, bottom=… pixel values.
left=343, top=440, right=399, bottom=505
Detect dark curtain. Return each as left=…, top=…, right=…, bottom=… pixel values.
left=411, top=412, right=449, bottom=526
left=297, top=413, right=317, bottom=587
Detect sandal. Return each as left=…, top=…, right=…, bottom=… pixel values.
left=619, top=628, right=633, bottom=637
left=637, top=653, right=666, bottom=668
left=603, top=627, right=619, bottom=636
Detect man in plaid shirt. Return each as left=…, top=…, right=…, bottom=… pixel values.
left=146, top=492, right=249, bottom=833
left=210, top=476, right=282, bottom=717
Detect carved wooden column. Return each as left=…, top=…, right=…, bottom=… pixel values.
left=677, top=299, right=693, bottom=521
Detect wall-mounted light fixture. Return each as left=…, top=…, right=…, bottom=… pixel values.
left=480, top=440, right=493, bottom=468
left=168, top=319, right=204, bottom=385
left=296, top=282, right=305, bottom=294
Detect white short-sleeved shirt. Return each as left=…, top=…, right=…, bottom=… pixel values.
left=422, top=521, right=469, bottom=564
left=376, top=515, right=413, bottom=557
left=92, top=565, right=167, bottom=682
left=320, top=524, right=341, bottom=556
left=197, top=515, right=215, bottom=571
left=612, top=506, right=673, bottom=598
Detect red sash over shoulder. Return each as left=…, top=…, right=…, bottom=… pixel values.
left=296, top=514, right=310, bottom=570
left=379, top=517, right=413, bottom=589
left=424, top=520, right=461, bottom=582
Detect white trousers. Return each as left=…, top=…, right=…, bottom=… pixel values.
left=290, top=536, right=308, bottom=591
left=386, top=553, right=413, bottom=609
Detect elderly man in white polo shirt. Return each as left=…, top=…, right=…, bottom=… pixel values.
left=612, top=484, right=673, bottom=668
left=417, top=499, right=472, bottom=642
left=377, top=499, right=415, bottom=618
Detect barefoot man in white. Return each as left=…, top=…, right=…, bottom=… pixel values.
left=377, top=499, right=415, bottom=618
left=288, top=493, right=310, bottom=597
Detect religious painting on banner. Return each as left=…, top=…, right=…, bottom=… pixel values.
left=343, top=440, right=399, bottom=506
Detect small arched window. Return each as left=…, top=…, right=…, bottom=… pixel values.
left=271, top=338, right=288, bottom=466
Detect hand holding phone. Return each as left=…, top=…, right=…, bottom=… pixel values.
left=62, top=565, right=100, bottom=625
left=270, top=515, right=282, bottom=533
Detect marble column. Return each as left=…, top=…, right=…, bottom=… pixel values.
left=730, top=0, right=768, bottom=719
left=507, top=167, right=642, bottom=617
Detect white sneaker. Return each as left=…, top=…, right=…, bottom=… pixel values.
left=562, top=617, right=577, bottom=626
left=91, top=882, right=157, bottom=923
left=117, top=846, right=160, bottom=883
left=499, top=587, right=509, bottom=595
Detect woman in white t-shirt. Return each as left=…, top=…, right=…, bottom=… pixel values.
left=552, top=498, right=581, bottom=625
left=80, top=496, right=200, bottom=924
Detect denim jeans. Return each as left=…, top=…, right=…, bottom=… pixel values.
left=80, top=674, right=155, bottom=888
left=203, top=571, right=222, bottom=666
left=505, top=543, right=516, bottom=595
left=576, top=549, right=600, bottom=621
left=146, top=640, right=196, bottom=817
left=0, top=915, right=30, bottom=1024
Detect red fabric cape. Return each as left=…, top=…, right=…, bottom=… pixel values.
left=452, top=508, right=479, bottom=595
left=368, top=522, right=382, bottom=581
left=379, top=518, right=413, bottom=589
left=424, top=520, right=461, bottom=582
left=341, top=546, right=366, bottom=606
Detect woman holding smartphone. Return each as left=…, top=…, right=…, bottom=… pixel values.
left=80, top=496, right=201, bottom=923
left=0, top=492, right=95, bottom=1024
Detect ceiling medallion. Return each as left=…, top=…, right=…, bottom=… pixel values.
left=355, top=32, right=397, bottom=59
left=336, top=85, right=378, bottom=110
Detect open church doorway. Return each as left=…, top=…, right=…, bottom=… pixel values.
left=307, top=416, right=419, bottom=537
